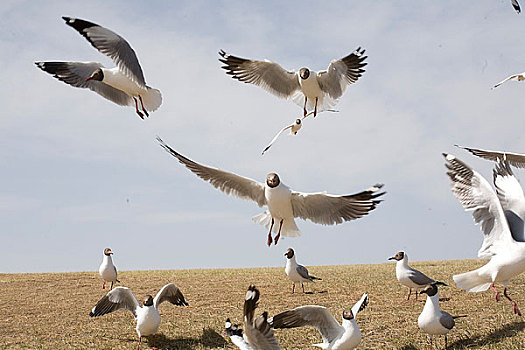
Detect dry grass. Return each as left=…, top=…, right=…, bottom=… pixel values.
left=1, top=259, right=525, bottom=349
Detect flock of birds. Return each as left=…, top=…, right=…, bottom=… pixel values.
left=33, top=6, right=525, bottom=350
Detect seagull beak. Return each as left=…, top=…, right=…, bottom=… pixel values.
left=86, top=77, right=93, bottom=82
left=388, top=256, right=396, bottom=260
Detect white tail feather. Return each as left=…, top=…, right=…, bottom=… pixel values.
left=143, top=87, right=162, bottom=111
left=453, top=270, right=491, bottom=292
left=252, top=211, right=301, bottom=237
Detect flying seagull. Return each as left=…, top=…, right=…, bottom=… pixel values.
left=284, top=248, right=322, bottom=293
left=219, top=48, right=367, bottom=117
left=492, top=72, right=525, bottom=89
left=35, top=17, right=162, bottom=119
left=270, top=293, right=369, bottom=349
left=225, top=285, right=281, bottom=350
left=444, top=153, right=525, bottom=316
left=157, top=137, right=385, bottom=246
left=388, top=251, right=445, bottom=301
left=98, top=247, right=120, bottom=290
left=456, top=145, right=525, bottom=169
left=89, top=283, right=188, bottom=349
left=418, top=283, right=465, bottom=350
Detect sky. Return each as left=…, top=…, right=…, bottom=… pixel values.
left=2, top=0, right=525, bottom=273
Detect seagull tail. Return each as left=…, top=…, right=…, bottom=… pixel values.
left=309, top=275, right=322, bottom=281
left=252, top=211, right=301, bottom=237
left=453, top=270, right=491, bottom=293
left=143, top=86, right=162, bottom=112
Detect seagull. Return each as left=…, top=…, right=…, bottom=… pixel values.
left=418, top=283, right=464, bottom=350
left=89, top=283, right=188, bottom=350
left=225, top=285, right=281, bottom=350
left=512, top=0, right=521, bottom=13
left=98, top=247, right=120, bottom=290
left=388, top=251, right=445, bottom=301
left=284, top=248, right=322, bottom=293
left=444, top=153, right=525, bottom=316
left=270, top=293, right=369, bottom=350
left=157, top=138, right=385, bottom=246
left=456, top=145, right=525, bottom=169
left=219, top=48, right=367, bottom=117
left=35, top=17, right=162, bottom=119
left=492, top=72, right=525, bottom=89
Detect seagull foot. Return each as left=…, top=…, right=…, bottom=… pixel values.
left=136, top=111, right=144, bottom=119
left=267, top=235, right=272, bottom=247
left=274, top=233, right=280, bottom=245
left=143, top=109, right=149, bottom=118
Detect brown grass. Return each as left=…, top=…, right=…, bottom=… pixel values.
left=1, top=259, right=525, bottom=349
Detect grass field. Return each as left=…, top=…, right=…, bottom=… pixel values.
left=1, top=259, right=525, bottom=349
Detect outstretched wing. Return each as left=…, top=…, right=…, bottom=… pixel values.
left=290, top=184, right=385, bottom=225
left=351, top=293, right=369, bottom=319
left=443, top=154, right=515, bottom=257
left=493, top=73, right=525, bottom=88
left=153, top=283, right=189, bottom=308
left=225, top=318, right=255, bottom=350
left=219, top=50, right=300, bottom=99
left=316, top=47, right=367, bottom=100
left=243, top=286, right=281, bottom=350
left=158, top=137, right=266, bottom=207
left=89, top=287, right=140, bottom=318
left=262, top=124, right=294, bottom=155
left=457, top=145, right=525, bottom=169
left=512, top=0, right=521, bottom=14
left=63, top=17, right=146, bottom=86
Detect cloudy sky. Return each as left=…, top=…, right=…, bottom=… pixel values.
left=2, top=0, right=525, bottom=273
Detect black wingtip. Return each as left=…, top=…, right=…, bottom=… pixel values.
left=89, top=311, right=95, bottom=317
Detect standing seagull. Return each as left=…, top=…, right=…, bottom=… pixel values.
left=35, top=17, right=162, bottom=119
left=444, top=153, right=525, bottom=316
left=89, top=283, right=188, bottom=350
left=418, top=283, right=463, bottom=350
left=225, top=285, right=281, bottom=350
left=388, top=251, right=444, bottom=301
left=270, top=293, right=369, bottom=350
left=219, top=48, right=367, bottom=117
left=492, top=72, right=525, bottom=89
left=98, top=247, right=120, bottom=290
left=157, top=138, right=385, bottom=246
left=284, top=248, right=322, bottom=293
left=456, top=145, right=525, bottom=169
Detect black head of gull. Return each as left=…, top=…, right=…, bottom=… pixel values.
left=104, top=248, right=113, bottom=256
left=86, top=68, right=104, bottom=82
left=419, top=282, right=447, bottom=296
left=284, top=248, right=295, bottom=259
left=388, top=251, right=404, bottom=261
left=299, top=68, right=310, bottom=80
left=342, top=309, right=355, bottom=320
left=266, top=173, right=280, bottom=188
left=144, top=295, right=154, bottom=307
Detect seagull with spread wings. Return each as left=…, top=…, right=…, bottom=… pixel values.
left=219, top=48, right=367, bottom=117
left=444, top=153, right=525, bottom=316
left=89, top=283, right=188, bottom=349
left=35, top=17, right=161, bottom=119
left=157, top=138, right=385, bottom=246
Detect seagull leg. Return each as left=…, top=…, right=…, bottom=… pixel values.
left=491, top=282, right=500, bottom=302
left=314, top=97, right=318, bottom=117
left=429, top=335, right=433, bottom=350
left=267, top=218, right=274, bottom=247
left=301, top=282, right=305, bottom=293
left=415, top=289, right=418, bottom=301
left=150, top=334, right=158, bottom=349
left=133, top=97, right=144, bottom=119
left=291, top=283, right=295, bottom=294
left=136, top=336, right=141, bottom=350
left=406, top=288, right=411, bottom=301
left=303, top=97, right=308, bottom=117
left=274, top=219, right=283, bottom=245
left=102, top=281, right=106, bottom=290
left=138, top=95, right=150, bottom=117
left=503, top=288, right=522, bottom=316
left=445, top=335, right=448, bottom=349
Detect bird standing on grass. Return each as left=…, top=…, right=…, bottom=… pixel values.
left=284, top=248, right=321, bottom=293
left=98, top=247, right=119, bottom=290
left=89, top=283, right=188, bottom=350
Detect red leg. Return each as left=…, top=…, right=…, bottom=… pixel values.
left=303, top=97, right=308, bottom=117
left=274, top=219, right=283, bottom=245
left=102, top=281, right=106, bottom=289
left=267, top=218, right=274, bottom=247
left=445, top=335, right=448, bottom=349
left=134, top=98, right=144, bottom=119
left=138, top=95, right=149, bottom=117
left=110, top=281, right=114, bottom=290
left=415, top=289, right=418, bottom=301
left=503, top=287, right=522, bottom=316
left=314, top=97, right=318, bottom=117
left=136, top=336, right=141, bottom=350
left=406, top=288, right=411, bottom=301
left=291, top=284, right=295, bottom=294
left=301, top=282, right=305, bottom=293
left=429, top=335, right=433, bottom=350
left=150, top=334, right=158, bottom=349
left=491, top=282, right=500, bottom=302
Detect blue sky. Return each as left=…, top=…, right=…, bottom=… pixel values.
left=2, top=0, right=525, bottom=273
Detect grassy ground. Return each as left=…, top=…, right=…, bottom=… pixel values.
left=1, top=259, right=525, bottom=349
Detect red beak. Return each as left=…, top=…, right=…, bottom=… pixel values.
left=86, top=77, right=93, bottom=82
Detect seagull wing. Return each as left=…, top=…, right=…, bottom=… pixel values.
left=35, top=61, right=133, bottom=106
left=296, top=264, right=311, bottom=280
left=225, top=319, right=255, bottom=350
left=219, top=50, right=300, bottom=99
left=89, top=287, right=140, bottom=318
left=512, top=0, right=521, bottom=13
left=406, top=267, right=435, bottom=286
left=271, top=305, right=344, bottom=344
left=351, top=293, right=369, bottom=319
left=262, top=124, right=293, bottom=155
left=457, top=145, right=525, bottom=169
left=444, top=154, right=515, bottom=258
left=153, top=283, right=189, bottom=309
left=158, top=138, right=267, bottom=207
left=493, top=73, right=523, bottom=88
left=439, top=311, right=455, bottom=330
left=63, top=17, right=146, bottom=87
left=243, top=286, right=281, bottom=350
left=316, top=47, right=367, bottom=100
left=290, top=184, right=385, bottom=225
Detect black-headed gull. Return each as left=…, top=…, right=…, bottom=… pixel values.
left=284, top=248, right=321, bottom=294
left=35, top=17, right=162, bottom=119
left=157, top=138, right=385, bottom=247
left=444, top=153, right=525, bottom=316
left=456, top=145, right=525, bottom=169
left=225, top=285, right=281, bottom=350
left=219, top=48, right=367, bottom=117
left=388, top=251, right=445, bottom=301
left=492, top=72, right=525, bottom=89
left=98, top=247, right=120, bottom=290
left=89, top=283, right=188, bottom=349
left=270, top=293, right=369, bottom=350
left=418, top=283, right=464, bottom=350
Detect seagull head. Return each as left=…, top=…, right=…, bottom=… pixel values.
left=144, top=295, right=154, bottom=307
left=299, top=68, right=310, bottom=80
left=86, top=68, right=104, bottom=82
left=284, top=248, right=295, bottom=259
left=266, top=173, right=280, bottom=188
left=419, top=283, right=438, bottom=297
left=295, top=119, right=301, bottom=125
left=388, top=251, right=404, bottom=261
left=103, top=248, right=113, bottom=256
left=342, top=309, right=355, bottom=320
